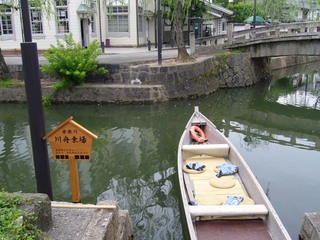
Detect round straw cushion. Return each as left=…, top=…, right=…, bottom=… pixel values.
left=209, top=179, right=236, bottom=189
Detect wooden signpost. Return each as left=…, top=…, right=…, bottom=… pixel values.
left=43, top=117, right=98, bottom=203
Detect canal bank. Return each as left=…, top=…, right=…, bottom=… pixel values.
left=3, top=49, right=320, bottom=104
left=15, top=193, right=133, bottom=239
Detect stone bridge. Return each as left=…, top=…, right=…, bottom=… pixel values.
left=195, top=21, right=320, bottom=58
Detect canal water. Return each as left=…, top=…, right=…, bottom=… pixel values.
left=1, top=63, right=320, bottom=239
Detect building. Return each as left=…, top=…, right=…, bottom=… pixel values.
left=0, top=0, right=232, bottom=51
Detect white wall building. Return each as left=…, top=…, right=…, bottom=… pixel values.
left=0, top=0, right=153, bottom=51
left=0, top=0, right=232, bottom=51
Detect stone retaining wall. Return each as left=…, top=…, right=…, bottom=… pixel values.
left=3, top=54, right=318, bottom=104
left=300, top=212, right=320, bottom=240
left=94, top=52, right=268, bottom=101
left=269, top=56, right=320, bottom=70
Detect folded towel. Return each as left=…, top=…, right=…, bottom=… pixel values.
left=225, top=196, right=243, bottom=205
left=216, top=163, right=238, bottom=178
left=188, top=201, right=199, bottom=206
left=186, top=162, right=206, bottom=171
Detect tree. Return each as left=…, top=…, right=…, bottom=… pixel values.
left=227, top=1, right=264, bottom=23
left=214, top=0, right=320, bottom=26
left=173, top=0, right=207, bottom=62
left=162, top=0, right=176, bottom=47
left=0, top=49, right=11, bottom=80
left=190, top=0, right=207, bottom=18
left=175, top=0, right=190, bottom=61
left=259, top=0, right=287, bottom=23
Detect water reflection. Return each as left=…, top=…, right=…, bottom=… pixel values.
left=94, top=125, right=182, bottom=239
left=269, top=69, right=320, bottom=109
left=97, top=167, right=181, bottom=240
left=1, top=63, right=320, bottom=239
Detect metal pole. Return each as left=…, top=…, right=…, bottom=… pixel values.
left=20, top=0, right=32, bottom=42
left=136, top=0, right=139, bottom=47
left=98, top=0, right=104, bottom=52
left=253, top=0, right=257, bottom=29
left=157, top=0, right=162, bottom=65
left=20, top=0, right=53, bottom=200
left=154, top=0, right=157, bottom=48
left=147, top=20, right=151, bottom=51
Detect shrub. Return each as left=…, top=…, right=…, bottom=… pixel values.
left=41, top=34, right=107, bottom=89
left=0, top=192, right=44, bottom=239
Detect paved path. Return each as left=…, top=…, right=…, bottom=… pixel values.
left=4, top=46, right=185, bottom=65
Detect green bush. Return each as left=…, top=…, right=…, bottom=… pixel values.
left=41, top=34, right=107, bottom=89
left=0, top=192, right=44, bottom=240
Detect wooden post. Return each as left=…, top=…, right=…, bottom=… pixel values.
left=69, top=155, right=81, bottom=203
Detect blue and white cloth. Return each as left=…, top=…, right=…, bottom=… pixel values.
left=216, top=163, right=238, bottom=177
left=186, top=162, right=206, bottom=171
left=225, top=196, right=243, bottom=205
left=188, top=201, right=199, bottom=206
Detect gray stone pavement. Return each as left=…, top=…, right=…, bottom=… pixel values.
left=4, top=46, right=187, bottom=65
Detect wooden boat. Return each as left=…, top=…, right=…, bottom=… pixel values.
left=177, top=106, right=291, bottom=240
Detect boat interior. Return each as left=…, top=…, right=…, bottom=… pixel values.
left=182, top=143, right=273, bottom=239
left=182, top=144, right=268, bottom=219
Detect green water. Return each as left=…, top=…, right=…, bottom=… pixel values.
left=1, top=68, right=320, bottom=239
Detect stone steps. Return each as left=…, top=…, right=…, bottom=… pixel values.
left=46, top=201, right=133, bottom=240
left=18, top=193, right=133, bottom=240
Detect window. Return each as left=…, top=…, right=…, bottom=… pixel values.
left=138, top=6, right=143, bottom=33
left=108, top=14, right=128, bottom=32
left=0, top=6, right=13, bottom=36
left=91, top=15, right=96, bottom=34
left=56, top=0, right=69, bottom=33
left=91, top=2, right=96, bottom=34
left=30, top=7, right=43, bottom=34
left=107, top=6, right=129, bottom=33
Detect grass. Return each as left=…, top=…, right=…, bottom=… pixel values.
left=0, top=191, right=45, bottom=240
left=0, top=79, right=24, bottom=87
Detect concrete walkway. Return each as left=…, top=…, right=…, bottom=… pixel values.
left=4, top=46, right=186, bottom=65
left=45, top=201, right=133, bottom=240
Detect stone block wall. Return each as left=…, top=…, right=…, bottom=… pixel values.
left=96, top=52, right=266, bottom=100
left=4, top=52, right=270, bottom=103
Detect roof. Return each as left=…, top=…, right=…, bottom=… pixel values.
left=204, top=1, right=233, bottom=17
left=76, top=3, right=96, bottom=14
left=43, top=117, right=98, bottom=140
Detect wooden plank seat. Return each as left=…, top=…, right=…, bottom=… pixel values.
left=182, top=144, right=230, bottom=160
left=189, top=205, right=268, bottom=218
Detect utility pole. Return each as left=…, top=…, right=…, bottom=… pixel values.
left=98, top=0, right=104, bottom=52
left=20, top=0, right=53, bottom=200
left=253, top=0, right=257, bottom=29
left=154, top=0, right=157, bottom=48
left=157, top=0, right=162, bottom=65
